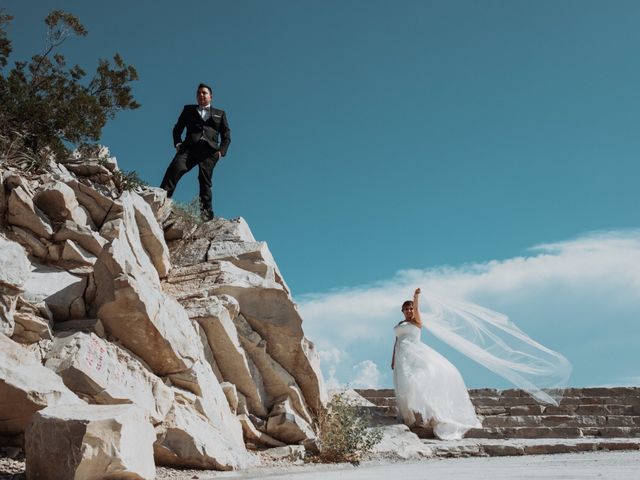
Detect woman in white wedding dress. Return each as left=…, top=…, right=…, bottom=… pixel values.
left=392, top=288, right=481, bottom=440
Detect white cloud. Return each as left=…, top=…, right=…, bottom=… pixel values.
left=300, top=230, right=640, bottom=389
left=350, top=360, right=381, bottom=389
left=319, top=347, right=346, bottom=390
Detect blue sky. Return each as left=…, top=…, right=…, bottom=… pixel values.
left=4, top=0, right=639, bottom=389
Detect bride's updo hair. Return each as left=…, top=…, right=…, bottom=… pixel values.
left=401, top=300, right=413, bottom=310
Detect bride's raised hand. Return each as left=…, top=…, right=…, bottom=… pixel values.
left=413, top=288, right=422, bottom=326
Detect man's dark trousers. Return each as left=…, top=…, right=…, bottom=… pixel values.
left=160, top=141, right=218, bottom=219
left=160, top=104, right=231, bottom=220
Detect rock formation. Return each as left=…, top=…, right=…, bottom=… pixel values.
left=0, top=147, right=326, bottom=478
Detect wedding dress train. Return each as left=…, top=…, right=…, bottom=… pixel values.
left=393, top=321, right=481, bottom=440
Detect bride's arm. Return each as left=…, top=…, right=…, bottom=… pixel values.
left=413, top=288, right=422, bottom=327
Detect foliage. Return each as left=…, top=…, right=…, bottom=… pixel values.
left=171, top=197, right=207, bottom=229
left=0, top=9, right=139, bottom=171
left=0, top=128, right=41, bottom=172
left=113, top=168, right=147, bottom=193
left=317, top=392, right=383, bottom=465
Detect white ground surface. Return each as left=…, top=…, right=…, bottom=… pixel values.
left=194, top=451, right=640, bottom=480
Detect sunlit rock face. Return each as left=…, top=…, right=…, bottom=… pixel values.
left=0, top=152, right=326, bottom=471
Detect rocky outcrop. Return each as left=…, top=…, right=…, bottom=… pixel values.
left=44, top=332, right=174, bottom=423
left=0, top=236, right=31, bottom=336
left=0, top=333, right=83, bottom=436
left=25, top=404, right=156, bottom=480
left=0, top=151, right=326, bottom=472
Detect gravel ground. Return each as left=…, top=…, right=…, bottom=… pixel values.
left=155, top=450, right=640, bottom=480
left=3, top=450, right=639, bottom=479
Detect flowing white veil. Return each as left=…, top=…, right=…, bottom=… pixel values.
left=420, top=293, right=572, bottom=406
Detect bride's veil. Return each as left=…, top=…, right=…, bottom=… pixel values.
left=421, top=293, right=572, bottom=405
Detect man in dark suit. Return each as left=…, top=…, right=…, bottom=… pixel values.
left=160, top=83, right=231, bottom=220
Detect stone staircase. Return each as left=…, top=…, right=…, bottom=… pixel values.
left=356, top=387, right=640, bottom=457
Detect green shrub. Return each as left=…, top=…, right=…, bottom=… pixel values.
left=317, top=392, right=383, bottom=465
left=171, top=197, right=207, bottom=229
left=113, top=168, right=147, bottom=193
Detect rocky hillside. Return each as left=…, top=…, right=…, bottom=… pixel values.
left=0, top=148, right=326, bottom=478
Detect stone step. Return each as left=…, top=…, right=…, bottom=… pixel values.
left=422, top=437, right=640, bottom=458
left=470, top=396, right=640, bottom=408
left=357, top=388, right=640, bottom=403
left=362, top=403, right=640, bottom=422
left=362, top=397, right=640, bottom=416
left=544, top=404, right=638, bottom=416
left=464, top=426, right=640, bottom=439
left=356, top=388, right=395, bottom=398
left=468, top=387, right=640, bottom=398
left=481, top=415, right=640, bottom=428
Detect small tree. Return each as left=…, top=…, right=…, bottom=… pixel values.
left=317, top=392, right=383, bottom=465
left=0, top=9, right=139, bottom=169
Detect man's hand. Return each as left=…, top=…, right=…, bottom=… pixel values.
left=175, top=143, right=182, bottom=151
left=214, top=151, right=222, bottom=160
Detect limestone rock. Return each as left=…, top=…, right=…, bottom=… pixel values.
left=131, top=192, right=171, bottom=278
left=64, top=161, right=112, bottom=177
left=207, top=239, right=289, bottom=292
left=0, top=236, right=31, bottom=336
left=64, top=145, right=118, bottom=171
left=34, top=180, right=95, bottom=229
left=3, top=171, right=34, bottom=191
left=184, top=295, right=268, bottom=417
left=165, top=216, right=256, bottom=257
left=371, top=424, right=434, bottom=459
left=7, top=186, right=53, bottom=239
left=11, top=311, right=52, bottom=344
left=0, top=333, right=83, bottom=435
left=8, top=226, right=48, bottom=259
left=25, top=403, right=155, bottom=480
left=93, top=196, right=201, bottom=375
left=47, top=158, right=75, bottom=182
left=167, top=259, right=326, bottom=413
left=22, top=264, right=86, bottom=321
left=0, top=235, right=32, bottom=286
left=52, top=220, right=107, bottom=257
left=168, top=358, right=245, bottom=448
left=211, top=261, right=325, bottom=412
left=140, top=187, right=172, bottom=224
left=66, top=179, right=117, bottom=227
left=261, top=445, right=305, bottom=461
left=45, top=332, right=174, bottom=424
left=221, top=382, right=239, bottom=413
left=195, top=217, right=256, bottom=243
left=266, top=396, right=315, bottom=443
left=61, top=239, right=97, bottom=266
left=0, top=288, right=18, bottom=337
left=154, top=391, right=254, bottom=470
left=234, top=314, right=312, bottom=423
left=54, top=318, right=105, bottom=337
left=238, top=414, right=285, bottom=448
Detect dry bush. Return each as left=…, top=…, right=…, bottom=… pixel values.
left=171, top=197, right=207, bottom=228
left=317, top=392, right=382, bottom=465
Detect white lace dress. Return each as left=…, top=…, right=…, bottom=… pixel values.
left=393, top=321, right=481, bottom=440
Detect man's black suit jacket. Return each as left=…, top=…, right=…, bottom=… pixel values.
left=172, top=105, right=231, bottom=156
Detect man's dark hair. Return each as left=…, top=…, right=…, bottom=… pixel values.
left=197, top=83, right=213, bottom=95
